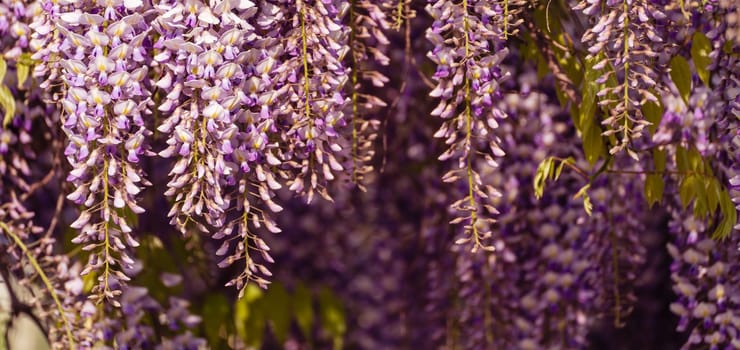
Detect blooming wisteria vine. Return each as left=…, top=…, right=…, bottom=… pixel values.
left=0, top=0, right=738, bottom=349
left=425, top=0, right=514, bottom=252
left=51, top=1, right=153, bottom=304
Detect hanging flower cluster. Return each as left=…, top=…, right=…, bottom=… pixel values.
left=667, top=211, right=740, bottom=349
left=425, top=0, right=513, bottom=252
left=346, top=0, right=392, bottom=190
left=273, top=0, right=350, bottom=203
left=0, top=0, right=738, bottom=349
left=46, top=1, right=153, bottom=304
left=576, top=0, right=673, bottom=157
left=150, top=0, right=284, bottom=291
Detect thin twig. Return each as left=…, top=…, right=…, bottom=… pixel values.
left=43, top=193, right=65, bottom=239
left=551, top=157, right=590, bottom=180
left=19, top=170, right=55, bottom=202
left=20, top=138, right=61, bottom=202
left=606, top=169, right=709, bottom=176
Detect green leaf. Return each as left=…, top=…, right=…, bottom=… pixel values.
left=679, top=175, right=699, bottom=209
left=687, top=147, right=704, bottom=172
left=234, top=294, right=250, bottom=339
left=582, top=194, right=593, bottom=216
left=644, top=174, right=665, bottom=208
left=533, top=157, right=554, bottom=199
left=675, top=146, right=689, bottom=173
left=691, top=32, right=712, bottom=87
left=0, top=57, right=10, bottom=127
left=569, top=104, right=580, bottom=132
left=319, top=288, right=346, bottom=350
left=292, top=283, right=314, bottom=340
left=583, top=122, right=604, bottom=166
left=234, top=284, right=264, bottom=346
left=16, top=63, right=29, bottom=89
left=263, top=283, right=291, bottom=343
left=201, top=293, right=231, bottom=348
left=0, top=56, right=6, bottom=81
left=691, top=177, right=709, bottom=218
left=0, top=84, right=15, bottom=127
left=669, top=56, right=692, bottom=105
left=705, top=178, right=721, bottom=215
left=712, top=189, right=737, bottom=240
left=580, top=55, right=601, bottom=132
left=554, top=158, right=569, bottom=181
left=641, top=100, right=663, bottom=136
left=653, top=149, right=667, bottom=172
left=573, top=184, right=592, bottom=216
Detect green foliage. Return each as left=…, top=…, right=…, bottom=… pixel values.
left=644, top=174, right=665, bottom=208
left=573, top=184, right=593, bottom=216
left=670, top=145, right=737, bottom=239
left=318, top=287, right=346, bottom=350
left=529, top=20, right=736, bottom=242
left=579, top=55, right=599, bottom=132
left=534, top=156, right=595, bottom=216
left=580, top=56, right=606, bottom=166
left=15, top=53, right=33, bottom=89
left=645, top=149, right=667, bottom=208
left=669, top=56, right=692, bottom=105
left=714, top=188, right=736, bottom=240
left=202, top=293, right=232, bottom=348
left=509, top=0, right=736, bottom=248
left=582, top=123, right=604, bottom=167
left=641, top=100, right=663, bottom=136
left=292, top=283, right=314, bottom=341
left=135, top=235, right=183, bottom=301
left=234, top=284, right=265, bottom=348
left=534, top=157, right=573, bottom=199
left=0, top=57, right=15, bottom=128
left=653, top=149, right=667, bottom=172
left=232, top=283, right=345, bottom=348
left=690, top=32, right=713, bottom=87
left=262, top=283, right=291, bottom=343
left=678, top=175, right=703, bottom=211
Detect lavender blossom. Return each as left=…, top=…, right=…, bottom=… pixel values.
left=576, top=0, right=673, bottom=157
left=275, top=0, right=351, bottom=203
left=46, top=1, right=154, bottom=305
left=426, top=0, right=512, bottom=252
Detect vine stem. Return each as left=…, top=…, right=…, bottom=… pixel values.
left=552, top=157, right=712, bottom=179
left=102, top=157, right=112, bottom=297
left=300, top=1, right=316, bottom=175
left=300, top=3, right=312, bottom=133
left=504, top=0, right=509, bottom=39
left=551, top=157, right=590, bottom=180
left=462, top=0, right=481, bottom=248
left=349, top=0, right=359, bottom=184
left=621, top=0, right=631, bottom=145
left=606, top=169, right=710, bottom=176
left=0, top=222, right=75, bottom=348
left=395, top=0, right=404, bottom=30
